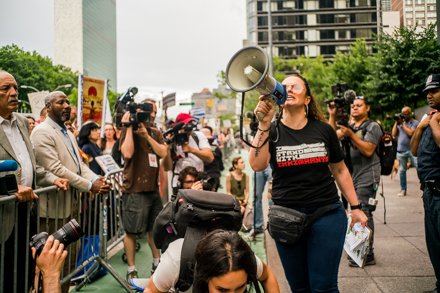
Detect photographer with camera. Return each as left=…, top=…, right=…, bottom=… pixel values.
left=119, top=100, right=168, bottom=282
left=31, top=235, right=67, bottom=293
left=176, top=166, right=217, bottom=191
left=392, top=106, right=419, bottom=197
left=163, top=113, right=214, bottom=195
left=30, top=219, right=83, bottom=293
left=329, top=95, right=382, bottom=267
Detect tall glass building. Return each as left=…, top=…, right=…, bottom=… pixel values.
left=54, top=0, right=117, bottom=89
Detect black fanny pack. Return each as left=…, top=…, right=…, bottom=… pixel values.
left=268, top=203, right=339, bottom=245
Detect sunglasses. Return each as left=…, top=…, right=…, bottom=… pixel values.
left=283, top=83, right=305, bottom=94
left=183, top=180, right=195, bottom=184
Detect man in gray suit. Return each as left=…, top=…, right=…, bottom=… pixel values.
left=31, top=91, right=109, bottom=219
left=0, top=70, right=69, bottom=292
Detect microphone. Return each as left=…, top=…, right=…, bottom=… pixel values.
left=163, top=122, right=185, bottom=137
left=0, top=160, right=18, bottom=172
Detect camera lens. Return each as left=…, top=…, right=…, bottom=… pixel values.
left=31, top=219, right=84, bottom=256
left=52, top=219, right=84, bottom=247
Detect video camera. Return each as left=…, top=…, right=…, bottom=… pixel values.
left=163, top=120, right=198, bottom=146
left=114, top=87, right=153, bottom=130
left=29, top=219, right=84, bottom=256
left=196, top=172, right=216, bottom=191
left=394, top=113, right=404, bottom=121
left=326, top=83, right=355, bottom=127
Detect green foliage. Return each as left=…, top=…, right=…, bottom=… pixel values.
left=0, top=44, right=120, bottom=118
left=369, top=24, right=440, bottom=115
left=0, top=44, right=77, bottom=102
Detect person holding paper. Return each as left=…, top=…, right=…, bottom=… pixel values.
left=249, top=73, right=367, bottom=292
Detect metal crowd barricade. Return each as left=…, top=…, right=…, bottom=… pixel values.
left=0, top=169, right=130, bottom=293
left=0, top=194, right=34, bottom=293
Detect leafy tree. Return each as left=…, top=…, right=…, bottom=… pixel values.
left=0, top=44, right=120, bottom=117
left=330, top=39, right=374, bottom=98
left=369, top=24, right=440, bottom=114
left=0, top=44, right=77, bottom=101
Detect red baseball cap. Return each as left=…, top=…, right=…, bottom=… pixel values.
left=175, top=113, right=195, bottom=124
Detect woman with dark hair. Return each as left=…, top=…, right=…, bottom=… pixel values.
left=101, top=123, right=117, bottom=155
left=249, top=73, right=368, bottom=292
left=78, top=121, right=103, bottom=175
left=226, top=156, right=249, bottom=215
left=192, top=230, right=279, bottom=293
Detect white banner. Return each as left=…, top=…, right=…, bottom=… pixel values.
left=28, top=91, right=50, bottom=120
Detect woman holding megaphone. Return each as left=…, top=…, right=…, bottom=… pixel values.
left=249, top=73, right=368, bottom=292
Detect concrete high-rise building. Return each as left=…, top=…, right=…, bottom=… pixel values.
left=54, top=0, right=117, bottom=89
left=391, top=0, right=437, bottom=30
left=247, top=0, right=379, bottom=58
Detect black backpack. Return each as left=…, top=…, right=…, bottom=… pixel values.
left=152, top=189, right=242, bottom=291
left=361, top=120, right=397, bottom=176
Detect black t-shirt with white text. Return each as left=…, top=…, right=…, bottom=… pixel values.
left=269, top=119, right=344, bottom=208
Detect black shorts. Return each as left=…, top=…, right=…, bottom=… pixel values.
left=121, top=191, right=163, bottom=235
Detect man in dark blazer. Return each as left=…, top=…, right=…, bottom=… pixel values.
left=0, top=70, right=69, bottom=292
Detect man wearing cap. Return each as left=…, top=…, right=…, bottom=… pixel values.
left=392, top=106, right=419, bottom=197
left=164, top=113, right=214, bottom=195
left=410, top=73, right=440, bottom=293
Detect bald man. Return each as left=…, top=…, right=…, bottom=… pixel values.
left=392, top=106, right=419, bottom=196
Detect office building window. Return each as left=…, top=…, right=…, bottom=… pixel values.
left=258, top=16, right=268, bottom=26
left=405, top=0, right=413, bottom=4
left=319, top=0, right=334, bottom=8
left=321, top=45, right=336, bottom=55
left=258, top=31, right=268, bottom=42
left=317, top=14, right=335, bottom=23
left=320, top=30, right=335, bottom=39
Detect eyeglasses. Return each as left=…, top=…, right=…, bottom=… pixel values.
left=283, top=83, right=304, bottom=94
left=183, top=180, right=195, bottom=184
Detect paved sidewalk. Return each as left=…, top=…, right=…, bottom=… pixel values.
left=265, top=167, right=437, bottom=293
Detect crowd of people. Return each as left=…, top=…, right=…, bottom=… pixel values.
left=0, top=68, right=439, bottom=293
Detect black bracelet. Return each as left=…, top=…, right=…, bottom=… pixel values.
left=350, top=204, right=362, bottom=210
left=258, top=125, right=271, bottom=132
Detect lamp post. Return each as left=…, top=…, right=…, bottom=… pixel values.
left=53, top=84, right=72, bottom=91
left=20, top=85, right=41, bottom=92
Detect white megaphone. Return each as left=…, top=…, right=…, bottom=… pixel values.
left=225, top=46, right=286, bottom=106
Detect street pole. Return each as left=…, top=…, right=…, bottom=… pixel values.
left=20, top=85, right=41, bottom=92
left=53, top=84, right=72, bottom=91
left=267, top=0, right=274, bottom=76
